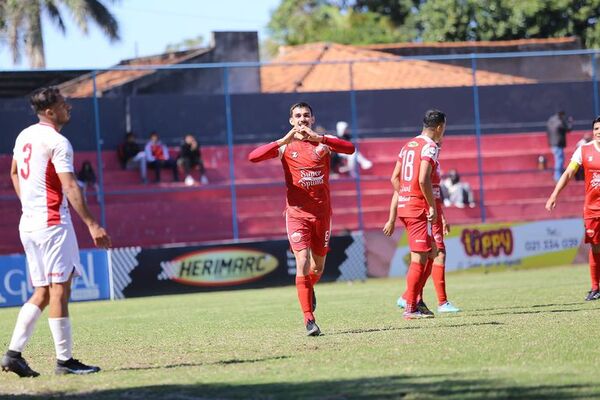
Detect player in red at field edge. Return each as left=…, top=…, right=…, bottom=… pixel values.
left=546, top=116, right=600, bottom=301
left=387, top=142, right=461, bottom=314
left=248, top=102, right=355, bottom=336
left=382, top=109, right=446, bottom=320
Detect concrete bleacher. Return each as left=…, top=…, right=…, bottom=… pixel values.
left=0, top=131, right=587, bottom=254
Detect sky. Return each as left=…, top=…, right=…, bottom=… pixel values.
left=0, top=0, right=281, bottom=70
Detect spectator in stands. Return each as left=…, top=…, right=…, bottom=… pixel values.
left=178, top=134, right=208, bottom=186
left=441, top=169, right=475, bottom=208
left=76, top=161, right=99, bottom=203
left=575, top=131, right=593, bottom=181
left=117, top=132, right=147, bottom=183
left=144, top=131, right=179, bottom=183
left=335, top=121, right=372, bottom=177
left=546, top=110, right=573, bottom=182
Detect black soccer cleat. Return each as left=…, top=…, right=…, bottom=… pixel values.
left=585, top=290, right=600, bottom=301
left=417, top=300, right=435, bottom=317
left=55, top=358, right=101, bottom=375
left=1, top=352, right=39, bottom=378
left=312, top=287, right=317, bottom=312
left=306, top=320, right=321, bottom=336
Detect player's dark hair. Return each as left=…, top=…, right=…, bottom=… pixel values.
left=30, top=87, right=62, bottom=114
left=423, top=109, right=446, bottom=129
left=593, top=116, right=600, bottom=128
left=289, top=102, right=313, bottom=117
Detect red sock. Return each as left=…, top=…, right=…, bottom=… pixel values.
left=417, top=259, right=433, bottom=301
left=309, top=272, right=322, bottom=286
left=590, top=251, right=600, bottom=291
left=405, top=261, right=425, bottom=312
left=432, top=263, right=447, bottom=305
left=295, top=276, right=314, bottom=323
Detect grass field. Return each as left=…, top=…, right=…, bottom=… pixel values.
left=1, top=264, right=600, bottom=399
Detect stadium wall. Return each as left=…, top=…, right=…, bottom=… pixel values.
left=0, top=80, right=596, bottom=153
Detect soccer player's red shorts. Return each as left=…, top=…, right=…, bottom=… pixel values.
left=399, top=216, right=432, bottom=253
left=431, top=218, right=445, bottom=251
left=584, top=217, right=600, bottom=245
left=286, top=212, right=331, bottom=256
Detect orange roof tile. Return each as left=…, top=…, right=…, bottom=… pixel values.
left=60, top=48, right=209, bottom=98
left=261, top=42, right=534, bottom=93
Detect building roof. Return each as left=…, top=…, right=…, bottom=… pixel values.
left=360, top=36, right=579, bottom=51
left=260, top=42, right=534, bottom=93
left=59, top=47, right=210, bottom=98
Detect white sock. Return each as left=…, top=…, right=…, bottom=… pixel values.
left=8, top=303, right=42, bottom=353
left=48, top=317, right=72, bottom=361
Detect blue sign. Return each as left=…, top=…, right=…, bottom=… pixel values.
left=0, top=249, right=110, bottom=308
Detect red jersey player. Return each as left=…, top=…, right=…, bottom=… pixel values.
left=382, top=109, right=446, bottom=320
left=546, top=116, right=600, bottom=301
left=248, top=102, right=355, bottom=336
left=389, top=146, right=461, bottom=314
left=2, top=87, right=111, bottom=377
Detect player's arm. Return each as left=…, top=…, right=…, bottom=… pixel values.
left=248, top=128, right=298, bottom=162
left=545, top=162, right=579, bottom=211
left=302, top=128, right=355, bottom=154
left=390, top=160, right=402, bottom=192
left=57, top=172, right=111, bottom=248
left=441, top=209, right=450, bottom=235
left=383, top=191, right=398, bottom=236
left=418, top=160, right=437, bottom=223
left=10, top=158, right=20, bottom=199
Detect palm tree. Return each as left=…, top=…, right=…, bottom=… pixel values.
left=1, top=0, right=120, bottom=68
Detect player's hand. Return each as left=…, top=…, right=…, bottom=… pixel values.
left=383, top=220, right=395, bottom=236
left=279, top=128, right=300, bottom=145
left=442, top=218, right=450, bottom=235
left=545, top=196, right=557, bottom=212
left=88, top=223, right=112, bottom=249
left=427, top=206, right=437, bottom=223
left=299, top=127, right=322, bottom=143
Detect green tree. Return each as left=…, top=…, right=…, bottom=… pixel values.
left=267, top=0, right=413, bottom=51
left=165, top=35, right=204, bottom=53
left=0, top=0, right=120, bottom=68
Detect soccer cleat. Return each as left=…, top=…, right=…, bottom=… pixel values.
left=306, top=320, right=321, bottom=336
left=417, top=300, right=435, bottom=317
left=55, top=358, right=101, bottom=375
left=437, top=301, right=461, bottom=313
left=311, top=287, right=317, bottom=312
left=403, top=310, right=431, bottom=320
left=1, top=353, right=39, bottom=378
left=184, top=175, right=195, bottom=186
left=396, top=296, right=407, bottom=309
left=585, top=290, right=600, bottom=301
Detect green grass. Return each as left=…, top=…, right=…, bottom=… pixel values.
left=1, top=264, right=600, bottom=399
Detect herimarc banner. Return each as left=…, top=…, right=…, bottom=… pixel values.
left=365, top=218, right=585, bottom=277
left=109, top=233, right=366, bottom=299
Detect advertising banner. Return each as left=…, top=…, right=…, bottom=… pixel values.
left=111, top=233, right=366, bottom=298
left=0, top=249, right=110, bottom=308
left=366, top=218, right=584, bottom=277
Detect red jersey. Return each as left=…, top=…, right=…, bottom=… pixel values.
left=396, top=135, right=439, bottom=218
left=571, top=142, right=600, bottom=218
left=248, top=135, right=355, bottom=218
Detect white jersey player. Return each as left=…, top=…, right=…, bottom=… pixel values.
left=2, top=87, right=111, bottom=378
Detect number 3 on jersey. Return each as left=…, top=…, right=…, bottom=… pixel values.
left=402, top=150, right=415, bottom=181
left=20, top=143, right=33, bottom=180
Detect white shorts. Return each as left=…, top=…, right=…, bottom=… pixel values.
left=20, top=224, right=82, bottom=287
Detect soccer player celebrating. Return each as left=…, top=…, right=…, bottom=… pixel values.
left=248, top=102, right=355, bottom=335
left=546, top=116, right=600, bottom=301
left=2, top=87, right=111, bottom=377
left=382, top=109, right=446, bottom=319
left=389, top=149, right=461, bottom=314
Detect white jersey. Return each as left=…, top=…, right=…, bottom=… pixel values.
left=13, top=122, right=74, bottom=232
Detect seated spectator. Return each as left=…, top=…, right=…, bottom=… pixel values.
left=335, top=121, right=372, bottom=177
left=144, top=131, right=179, bottom=183
left=117, top=132, right=147, bottom=183
left=178, top=134, right=208, bottom=186
left=441, top=169, right=475, bottom=208
left=76, top=160, right=99, bottom=203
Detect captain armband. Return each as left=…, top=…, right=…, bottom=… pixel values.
left=567, top=161, right=580, bottom=172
